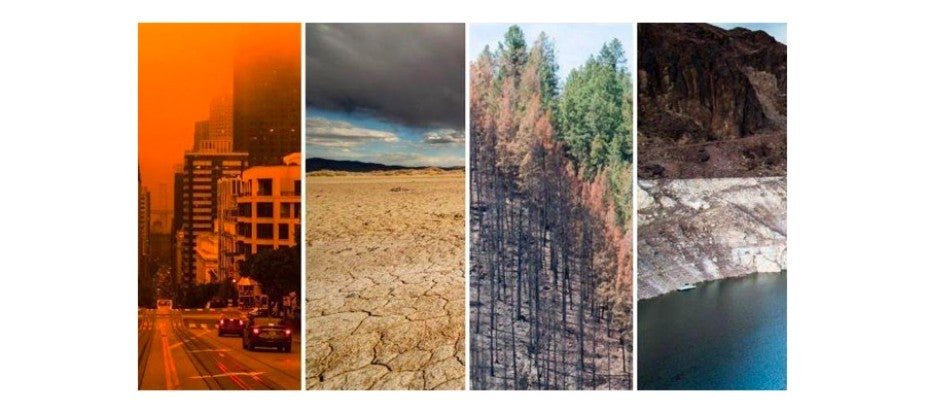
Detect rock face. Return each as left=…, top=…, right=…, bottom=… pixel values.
left=637, top=177, right=787, bottom=299
left=636, top=24, right=787, bottom=299
left=638, top=24, right=786, bottom=179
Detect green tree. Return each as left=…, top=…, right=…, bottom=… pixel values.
left=557, top=38, right=633, bottom=227
left=240, top=246, right=301, bottom=304
left=526, top=32, right=559, bottom=109
left=497, top=25, right=527, bottom=84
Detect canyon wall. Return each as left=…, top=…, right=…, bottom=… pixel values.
left=637, top=177, right=786, bottom=299
left=638, top=23, right=787, bottom=180
left=637, top=24, right=787, bottom=299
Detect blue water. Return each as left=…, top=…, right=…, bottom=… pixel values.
left=638, top=272, right=787, bottom=390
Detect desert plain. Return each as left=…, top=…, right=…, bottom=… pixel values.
left=305, top=170, right=465, bottom=390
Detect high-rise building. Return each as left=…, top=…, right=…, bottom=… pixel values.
left=174, top=151, right=248, bottom=288
left=216, top=177, right=242, bottom=282
left=149, top=209, right=172, bottom=270
left=214, top=154, right=301, bottom=285
left=138, top=169, right=151, bottom=299
left=234, top=153, right=302, bottom=257
left=195, top=95, right=234, bottom=154
left=171, top=168, right=184, bottom=284
left=232, top=35, right=300, bottom=167
left=173, top=90, right=252, bottom=291
left=209, top=95, right=233, bottom=141
left=193, top=120, right=209, bottom=148
left=139, top=187, right=151, bottom=261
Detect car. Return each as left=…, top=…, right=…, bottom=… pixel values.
left=217, top=308, right=246, bottom=337
left=247, top=307, right=270, bottom=317
left=242, top=314, right=292, bottom=352
left=156, top=299, right=173, bottom=316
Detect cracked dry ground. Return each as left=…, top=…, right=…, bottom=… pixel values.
left=306, top=172, right=466, bottom=390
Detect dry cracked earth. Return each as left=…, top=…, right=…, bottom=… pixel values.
left=306, top=172, right=466, bottom=390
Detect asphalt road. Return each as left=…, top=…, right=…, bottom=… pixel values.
left=138, top=309, right=300, bottom=390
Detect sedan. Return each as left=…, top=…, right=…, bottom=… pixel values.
left=242, top=316, right=292, bottom=352
left=217, top=309, right=246, bottom=337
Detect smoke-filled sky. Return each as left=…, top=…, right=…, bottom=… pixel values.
left=305, top=23, right=465, bottom=167
left=139, top=23, right=300, bottom=217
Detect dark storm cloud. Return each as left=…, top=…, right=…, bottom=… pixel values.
left=305, top=23, right=464, bottom=130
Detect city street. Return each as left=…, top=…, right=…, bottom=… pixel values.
left=138, top=309, right=300, bottom=390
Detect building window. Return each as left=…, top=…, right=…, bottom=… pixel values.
left=236, top=241, right=249, bottom=255
left=257, top=244, right=273, bottom=254
left=278, top=224, right=289, bottom=240
left=256, top=223, right=273, bottom=239
left=293, top=202, right=301, bottom=216
left=236, top=222, right=251, bottom=237
left=256, top=202, right=273, bottom=218
left=237, top=202, right=252, bottom=218
left=257, top=178, right=272, bottom=196
left=294, top=180, right=301, bottom=194
left=280, top=203, right=290, bottom=218
left=295, top=224, right=301, bottom=241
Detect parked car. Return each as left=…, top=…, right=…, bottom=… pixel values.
left=217, top=309, right=246, bottom=337
left=242, top=314, right=292, bottom=352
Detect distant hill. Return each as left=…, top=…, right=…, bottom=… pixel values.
left=305, top=157, right=464, bottom=173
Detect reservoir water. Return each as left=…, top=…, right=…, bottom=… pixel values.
left=638, top=272, right=787, bottom=390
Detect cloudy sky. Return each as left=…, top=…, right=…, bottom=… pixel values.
left=305, top=23, right=464, bottom=167
left=469, top=24, right=635, bottom=84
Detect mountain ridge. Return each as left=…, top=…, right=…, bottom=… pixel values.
left=305, top=157, right=464, bottom=173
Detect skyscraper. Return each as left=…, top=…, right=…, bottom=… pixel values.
left=232, top=27, right=300, bottom=167
left=138, top=169, right=151, bottom=305
left=174, top=151, right=248, bottom=288
left=208, top=95, right=233, bottom=141
left=193, top=95, right=234, bottom=154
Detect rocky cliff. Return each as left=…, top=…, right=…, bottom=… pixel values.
left=638, top=23, right=787, bottom=179
left=637, top=177, right=787, bottom=299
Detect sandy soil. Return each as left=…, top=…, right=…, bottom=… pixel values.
left=305, top=172, right=465, bottom=390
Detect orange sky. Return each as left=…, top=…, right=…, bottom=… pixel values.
left=138, top=23, right=299, bottom=217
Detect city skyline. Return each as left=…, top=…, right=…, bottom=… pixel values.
left=138, top=23, right=303, bottom=390
left=139, top=23, right=300, bottom=216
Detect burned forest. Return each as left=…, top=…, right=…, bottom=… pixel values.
left=469, top=26, right=634, bottom=390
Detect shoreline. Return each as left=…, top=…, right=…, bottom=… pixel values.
left=636, top=177, right=787, bottom=300
left=639, top=270, right=787, bottom=301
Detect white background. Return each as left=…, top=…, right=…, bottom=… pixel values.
left=2, top=0, right=924, bottom=410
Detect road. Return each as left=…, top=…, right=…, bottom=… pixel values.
left=138, top=309, right=301, bottom=390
